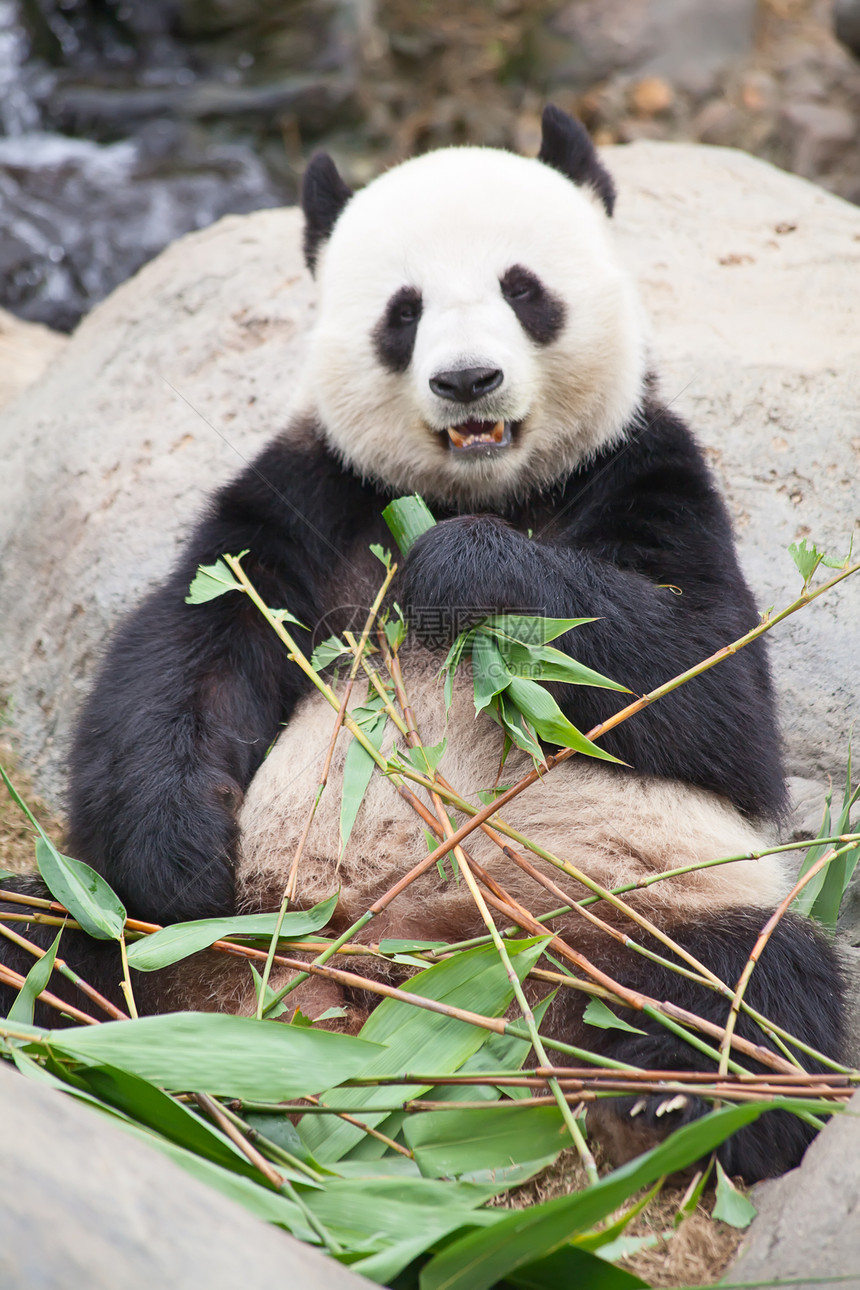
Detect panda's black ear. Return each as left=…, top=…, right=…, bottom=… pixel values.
left=301, top=152, right=353, bottom=274
left=538, top=105, right=616, bottom=217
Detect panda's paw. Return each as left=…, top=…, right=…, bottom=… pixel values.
left=400, top=515, right=535, bottom=644
left=587, top=1090, right=707, bottom=1174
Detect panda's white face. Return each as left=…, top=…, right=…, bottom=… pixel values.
left=304, top=146, right=648, bottom=507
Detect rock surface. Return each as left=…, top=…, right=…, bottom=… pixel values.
left=0, top=142, right=858, bottom=813
left=0, top=1060, right=373, bottom=1289
left=0, top=306, right=66, bottom=410
left=727, top=1087, right=860, bottom=1289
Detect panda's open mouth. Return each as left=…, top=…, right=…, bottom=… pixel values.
left=445, top=420, right=514, bottom=453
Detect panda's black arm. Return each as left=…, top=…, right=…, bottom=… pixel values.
left=401, top=417, right=785, bottom=821
left=66, top=434, right=358, bottom=924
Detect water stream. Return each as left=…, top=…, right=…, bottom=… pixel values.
left=0, top=0, right=362, bottom=330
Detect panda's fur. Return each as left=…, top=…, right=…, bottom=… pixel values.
left=0, top=107, right=845, bottom=1182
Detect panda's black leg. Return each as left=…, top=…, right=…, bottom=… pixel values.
left=0, top=874, right=128, bottom=1026
left=577, top=909, right=846, bottom=1182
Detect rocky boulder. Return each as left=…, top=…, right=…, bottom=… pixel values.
left=0, top=1060, right=373, bottom=1289
left=0, top=142, right=857, bottom=813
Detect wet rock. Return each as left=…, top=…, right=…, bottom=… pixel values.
left=629, top=75, right=674, bottom=118
left=0, top=131, right=282, bottom=331
left=0, top=144, right=858, bottom=807
left=540, top=0, right=756, bottom=93
left=0, top=1061, right=374, bottom=1290
left=728, top=1088, right=860, bottom=1290
left=834, top=0, right=860, bottom=59
left=781, top=101, right=858, bottom=180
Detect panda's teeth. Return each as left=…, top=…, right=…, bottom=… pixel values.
left=446, top=420, right=509, bottom=450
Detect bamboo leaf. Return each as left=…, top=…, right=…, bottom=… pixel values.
left=472, top=632, right=513, bottom=713
left=340, top=707, right=388, bottom=854
left=126, top=895, right=338, bottom=971
left=483, top=615, right=596, bottom=645
left=370, top=543, right=392, bottom=568
left=44, top=1012, right=384, bottom=1100
left=383, top=495, right=437, bottom=555
left=310, top=635, right=349, bottom=670
left=404, top=738, right=448, bottom=777
left=185, top=556, right=244, bottom=604
left=713, top=1160, right=757, bottom=1228
left=504, top=1245, right=649, bottom=1289
left=7, top=930, right=62, bottom=1025
left=299, top=939, right=547, bottom=1162
left=270, top=608, right=308, bottom=628
left=583, top=998, right=646, bottom=1036
left=404, top=1104, right=570, bottom=1178
left=492, top=693, right=544, bottom=764
left=808, top=749, right=860, bottom=929
left=493, top=639, right=628, bottom=692
left=792, top=787, right=833, bottom=917
left=419, top=1103, right=774, bottom=1290
left=35, top=837, right=126, bottom=941
left=504, top=677, right=623, bottom=764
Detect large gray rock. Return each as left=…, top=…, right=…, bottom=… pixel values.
left=0, top=1060, right=373, bottom=1289
left=0, top=142, right=857, bottom=809
left=726, top=1088, right=860, bottom=1289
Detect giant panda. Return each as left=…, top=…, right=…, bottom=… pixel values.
left=0, top=107, right=845, bottom=1182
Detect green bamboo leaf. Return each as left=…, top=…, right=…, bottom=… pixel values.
left=44, top=1011, right=384, bottom=1100
left=0, top=869, right=18, bottom=882
left=504, top=677, right=623, bottom=764
left=713, top=1160, right=757, bottom=1228
left=1, top=765, right=125, bottom=941
left=792, top=787, right=833, bottom=917
left=7, top=930, right=62, bottom=1025
left=505, top=1245, right=649, bottom=1289
left=404, top=1104, right=570, bottom=1178
left=808, top=750, right=860, bottom=929
left=299, top=939, right=547, bottom=1163
left=35, top=837, right=126, bottom=941
left=419, top=1103, right=773, bottom=1290
left=493, top=639, right=628, bottom=692
left=492, top=693, right=543, bottom=764
left=330, top=1177, right=499, bottom=1283
left=185, top=556, right=244, bottom=604
left=404, top=737, right=448, bottom=777
left=382, top=494, right=437, bottom=556
left=248, top=962, right=289, bottom=1019
left=310, top=635, right=349, bottom=671
left=483, top=615, right=595, bottom=645
left=384, top=605, right=408, bottom=652
left=269, top=607, right=308, bottom=628
left=583, top=998, right=646, bottom=1036
left=340, top=706, right=388, bottom=854
left=126, top=894, right=338, bottom=971
left=788, top=537, right=825, bottom=583
left=370, top=542, right=392, bottom=568
left=472, top=631, right=513, bottom=713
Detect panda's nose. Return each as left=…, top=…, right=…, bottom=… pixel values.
left=429, top=366, right=503, bottom=404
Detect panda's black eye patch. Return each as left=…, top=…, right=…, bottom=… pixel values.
left=500, top=265, right=566, bottom=346
left=373, top=286, right=423, bottom=373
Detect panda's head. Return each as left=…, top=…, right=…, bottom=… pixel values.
left=300, top=106, right=648, bottom=508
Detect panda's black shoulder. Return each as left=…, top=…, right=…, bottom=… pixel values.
left=548, top=395, right=738, bottom=556
left=180, top=418, right=386, bottom=579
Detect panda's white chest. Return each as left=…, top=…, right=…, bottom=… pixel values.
left=236, top=651, right=789, bottom=937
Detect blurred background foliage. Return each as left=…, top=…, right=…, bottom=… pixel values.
left=1, top=0, right=859, bottom=331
